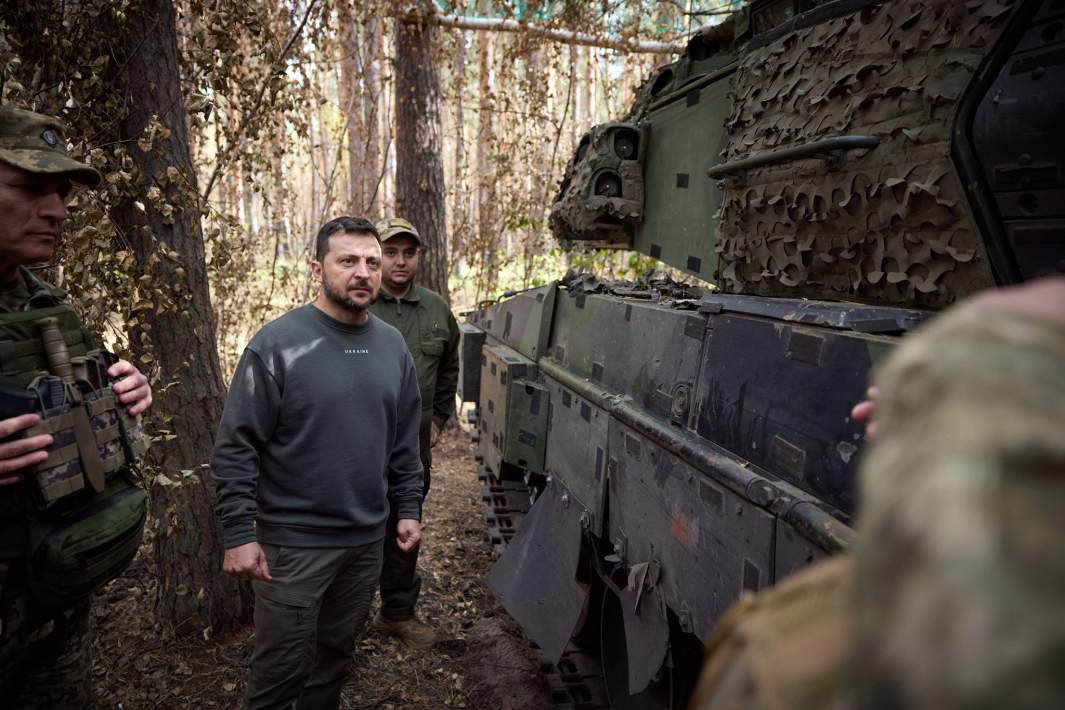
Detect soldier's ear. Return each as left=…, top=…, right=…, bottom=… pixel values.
left=309, top=260, right=323, bottom=283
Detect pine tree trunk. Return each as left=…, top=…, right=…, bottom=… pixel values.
left=394, top=16, right=450, bottom=301
left=315, top=64, right=335, bottom=220
left=580, top=47, right=593, bottom=130
left=568, top=43, right=578, bottom=146
left=105, top=0, right=250, bottom=634
left=382, top=61, right=395, bottom=213
left=363, top=14, right=384, bottom=216
left=449, top=32, right=468, bottom=274
left=339, top=7, right=365, bottom=215
left=523, top=47, right=548, bottom=289
left=475, top=27, right=498, bottom=299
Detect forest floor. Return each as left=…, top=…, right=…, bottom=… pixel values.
left=91, top=423, right=556, bottom=710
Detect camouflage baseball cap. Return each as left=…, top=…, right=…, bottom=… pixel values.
left=375, top=217, right=422, bottom=246
left=0, top=104, right=100, bottom=186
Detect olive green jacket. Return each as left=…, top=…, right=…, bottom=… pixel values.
left=369, top=284, right=460, bottom=431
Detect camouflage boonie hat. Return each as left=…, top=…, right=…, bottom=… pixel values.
left=0, top=104, right=100, bottom=186
left=375, top=217, right=422, bottom=246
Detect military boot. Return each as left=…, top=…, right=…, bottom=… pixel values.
left=370, top=611, right=438, bottom=650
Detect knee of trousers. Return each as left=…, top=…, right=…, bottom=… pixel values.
left=249, top=586, right=318, bottom=678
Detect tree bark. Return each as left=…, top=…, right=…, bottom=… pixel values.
left=567, top=43, right=578, bottom=148
left=105, top=0, right=249, bottom=634
left=381, top=61, right=395, bottom=214
left=339, top=6, right=365, bottom=215
left=475, top=25, right=498, bottom=300
left=394, top=16, right=450, bottom=301
left=522, top=47, right=549, bottom=289
left=449, top=31, right=468, bottom=274
left=363, top=14, right=384, bottom=216
left=582, top=47, right=597, bottom=129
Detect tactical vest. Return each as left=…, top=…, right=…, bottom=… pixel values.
left=0, top=270, right=148, bottom=617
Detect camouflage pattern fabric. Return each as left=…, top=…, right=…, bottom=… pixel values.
left=0, top=104, right=100, bottom=186
left=0, top=265, right=100, bottom=709
left=0, top=598, right=93, bottom=709
left=377, top=216, right=423, bottom=245
left=848, top=304, right=1065, bottom=710
left=27, top=404, right=85, bottom=504
left=687, top=555, right=850, bottom=710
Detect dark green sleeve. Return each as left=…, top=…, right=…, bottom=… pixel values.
left=433, top=307, right=460, bottom=427
left=210, top=348, right=282, bottom=549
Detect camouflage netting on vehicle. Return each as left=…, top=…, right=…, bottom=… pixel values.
left=715, top=0, right=1017, bottom=307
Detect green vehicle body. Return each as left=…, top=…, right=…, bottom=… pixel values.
left=463, top=1, right=1064, bottom=707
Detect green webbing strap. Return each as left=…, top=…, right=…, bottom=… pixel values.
left=40, top=474, right=83, bottom=502
left=25, top=412, right=74, bottom=436
left=93, top=422, right=121, bottom=446
left=0, top=327, right=88, bottom=376
left=87, top=394, right=116, bottom=417
left=101, top=451, right=125, bottom=474
left=40, top=443, right=79, bottom=469
left=70, top=401, right=105, bottom=493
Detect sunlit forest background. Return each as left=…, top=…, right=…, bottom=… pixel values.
left=0, top=0, right=740, bottom=637
left=4, top=0, right=739, bottom=372
left=187, top=0, right=737, bottom=370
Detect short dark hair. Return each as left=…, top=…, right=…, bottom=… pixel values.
left=314, top=216, right=380, bottom=261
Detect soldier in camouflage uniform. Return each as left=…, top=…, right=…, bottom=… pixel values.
left=0, top=105, right=153, bottom=709
left=368, top=217, right=460, bottom=649
left=689, top=277, right=1065, bottom=710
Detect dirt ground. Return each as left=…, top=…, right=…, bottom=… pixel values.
left=91, top=425, right=556, bottom=709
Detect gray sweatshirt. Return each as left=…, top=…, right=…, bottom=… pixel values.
left=212, top=304, right=424, bottom=549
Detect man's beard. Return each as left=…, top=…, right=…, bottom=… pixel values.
left=323, top=278, right=376, bottom=313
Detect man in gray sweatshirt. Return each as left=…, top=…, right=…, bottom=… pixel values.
left=211, top=216, right=424, bottom=710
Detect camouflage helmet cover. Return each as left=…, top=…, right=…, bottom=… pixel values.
left=0, top=104, right=100, bottom=186
left=375, top=217, right=422, bottom=246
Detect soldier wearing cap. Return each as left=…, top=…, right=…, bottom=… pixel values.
left=0, top=105, right=153, bottom=708
left=368, top=217, right=459, bottom=648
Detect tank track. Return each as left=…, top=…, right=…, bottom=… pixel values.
left=474, top=430, right=609, bottom=710
left=543, top=645, right=611, bottom=710
left=477, top=468, right=531, bottom=555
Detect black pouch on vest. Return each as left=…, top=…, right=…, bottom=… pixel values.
left=25, top=472, right=147, bottom=615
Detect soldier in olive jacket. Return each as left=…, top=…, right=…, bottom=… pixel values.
left=368, top=217, right=459, bottom=648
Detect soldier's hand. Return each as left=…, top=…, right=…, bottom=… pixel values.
left=851, top=386, right=879, bottom=441
left=222, top=541, right=272, bottom=581
left=430, top=421, right=441, bottom=448
left=396, top=519, right=422, bottom=552
left=0, top=413, right=52, bottom=486
left=108, top=360, right=153, bottom=416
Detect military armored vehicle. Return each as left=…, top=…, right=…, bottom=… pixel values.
left=458, top=0, right=1064, bottom=707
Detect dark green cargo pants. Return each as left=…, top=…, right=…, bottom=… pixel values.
left=379, top=425, right=431, bottom=622
left=245, top=540, right=383, bottom=710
